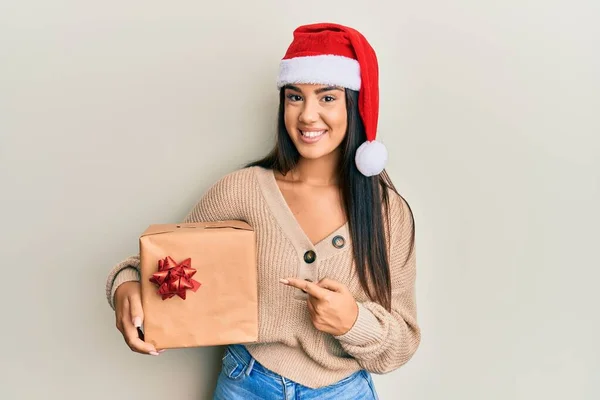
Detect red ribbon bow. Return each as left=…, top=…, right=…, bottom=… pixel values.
left=149, top=256, right=201, bottom=300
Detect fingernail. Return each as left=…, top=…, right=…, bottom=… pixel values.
left=150, top=351, right=159, bottom=356
left=158, top=349, right=166, bottom=353
left=133, top=317, right=142, bottom=328
left=279, top=278, right=289, bottom=284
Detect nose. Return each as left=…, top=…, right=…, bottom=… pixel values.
left=298, top=98, right=319, bottom=124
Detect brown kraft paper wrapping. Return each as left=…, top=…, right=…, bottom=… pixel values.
left=139, top=220, right=258, bottom=350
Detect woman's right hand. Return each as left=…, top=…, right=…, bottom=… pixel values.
left=114, top=281, right=161, bottom=356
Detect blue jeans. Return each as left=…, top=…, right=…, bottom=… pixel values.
left=213, top=344, right=379, bottom=400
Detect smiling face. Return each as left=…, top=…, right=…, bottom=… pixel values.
left=283, top=84, right=348, bottom=161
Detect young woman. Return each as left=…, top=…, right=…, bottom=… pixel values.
left=105, top=22, right=420, bottom=399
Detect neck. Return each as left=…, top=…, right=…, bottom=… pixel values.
left=291, top=150, right=341, bottom=186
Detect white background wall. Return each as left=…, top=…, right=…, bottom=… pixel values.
left=1, top=1, right=598, bottom=399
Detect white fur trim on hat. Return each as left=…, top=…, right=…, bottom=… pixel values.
left=277, top=55, right=361, bottom=90
left=355, top=140, right=388, bottom=176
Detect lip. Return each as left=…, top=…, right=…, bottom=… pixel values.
left=298, top=129, right=327, bottom=144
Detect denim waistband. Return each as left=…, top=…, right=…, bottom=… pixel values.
left=225, top=344, right=367, bottom=384
left=226, top=344, right=276, bottom=378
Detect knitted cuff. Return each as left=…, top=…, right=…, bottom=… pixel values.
left=109, top=267, right=141, bottom=310
left=334, top=302, right=382, bottom=346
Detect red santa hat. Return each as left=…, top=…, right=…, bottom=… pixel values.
left=276, top=22, right=387, bottom=177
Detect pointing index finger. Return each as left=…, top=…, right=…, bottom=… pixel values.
left=280, top=278, right=328, bottom=299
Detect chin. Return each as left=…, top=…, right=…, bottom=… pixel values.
left=296, top=146, right=338, bottom=160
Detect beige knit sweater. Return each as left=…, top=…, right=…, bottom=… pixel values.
left=105, top=166, right=420, bottom=388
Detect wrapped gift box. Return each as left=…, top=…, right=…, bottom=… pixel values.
left=139, top=220, right=258, bottom=349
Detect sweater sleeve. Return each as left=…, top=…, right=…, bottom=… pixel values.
left=104, top=169, right=247, bottom=310
left=333, top=193, right=421, bottom=374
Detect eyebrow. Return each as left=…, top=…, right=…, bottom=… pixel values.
left=284, top=85, right=344, bottom=94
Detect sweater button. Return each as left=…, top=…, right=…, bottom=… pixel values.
left=332, top=235, right=345, bottom=249
left=303, top=250, right=316, bottom=264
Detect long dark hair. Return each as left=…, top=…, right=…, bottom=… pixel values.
left=245, top=87, right=415, bottom=311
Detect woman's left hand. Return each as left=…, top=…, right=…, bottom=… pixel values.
left=280, top=277, right=359, bottom=336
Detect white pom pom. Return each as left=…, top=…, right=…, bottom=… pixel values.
left=355, top=140, right=388, bottom=176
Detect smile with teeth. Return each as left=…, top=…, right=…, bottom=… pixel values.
left=300, top=130, right=326, bottom=138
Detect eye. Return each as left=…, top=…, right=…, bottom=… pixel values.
left=322, top=95, right=336, bottom=102
left=286, top=93, right=303, bottom=102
